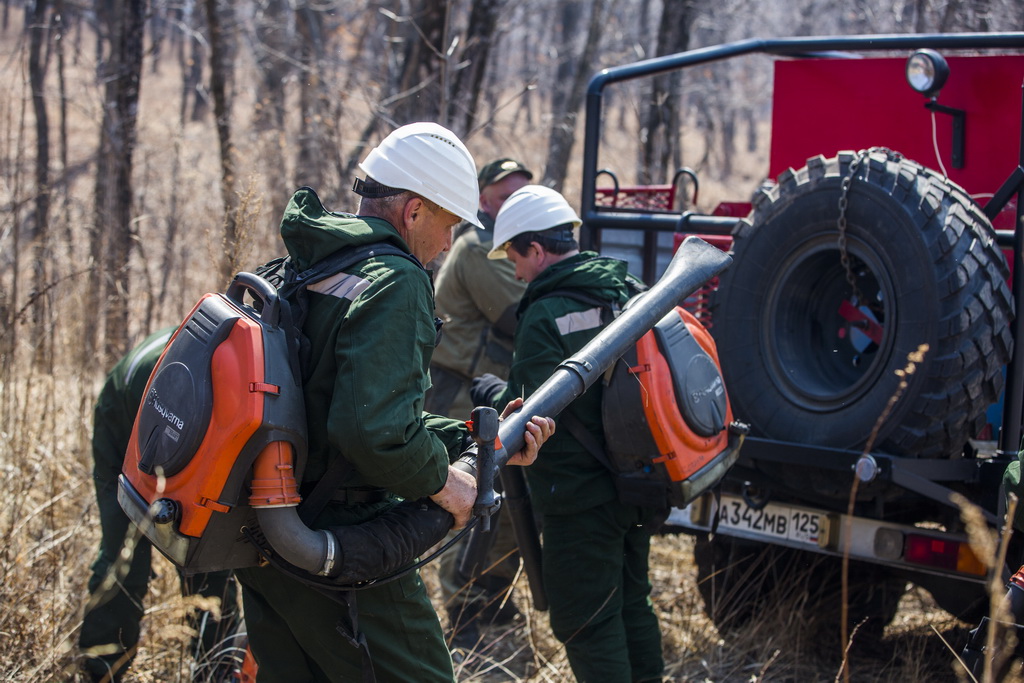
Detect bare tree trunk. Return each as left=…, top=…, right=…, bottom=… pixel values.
left=94, top=0, right=113, bottom=67
left=84, top=0, right=107, bottom=365
left=720, top=108, right=736, bottom=178
left=939, top=0, right=963, bottom=30
left=27, top=0, right=51, bottom=366
left=296, top=2, right=327, bottom=190
left=93, top=0, right=146, bottom=365
left=510, top=19, right=537, bottom=131
left=161, top=137, right=183, bottom=303
left=348, top=0, right=447, bottom=176
left=204, top=0, right=238, bottom=286
left=746, top=107, right=758, bottom=153
left=254, top=0, right=292, bottom=134
left=542, top=0, right=609, bottom=191
left=253, top=0, right=293, bottom=224
left=638, top=0, right=698, bottom=186
left=156, top=0, right=204, bottom=311
left=909, top=0, right=929, bottom=32
left=977, top=0, right=992, bottom=30
left=5, top=12, right=28, bottom=376
left=389, top=0, right=447, bottom=125
left=447, top=0, right=504, bottom=137
left=969, top=0, right=992, bottom=30
left=336, top=7, right=380, bottom=185
left=148, top=0, right=166, bottom=73
left=185, top=6, right=209, bottom=123
left=53, top=0, right=67, bottom=175
left=52, top=0, right=75, bottom=264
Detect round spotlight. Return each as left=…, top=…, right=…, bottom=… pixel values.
left=906, top=49, right=949, bottom=98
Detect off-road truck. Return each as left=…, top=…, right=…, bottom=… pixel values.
left=579, top=31, right=1024, bottom=633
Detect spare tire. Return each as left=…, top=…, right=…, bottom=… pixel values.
left=712, top=150, right=1012, bottom=460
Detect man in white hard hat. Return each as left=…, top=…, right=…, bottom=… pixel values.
left=233, top=123, right=555, bottom=683
left=472, top=185, right=664, bottom=683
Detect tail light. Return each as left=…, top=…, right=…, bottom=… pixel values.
left=903, top=533, right=987, bottom=577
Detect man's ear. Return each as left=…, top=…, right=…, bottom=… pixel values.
left=402, top=196, right=424, bottom=226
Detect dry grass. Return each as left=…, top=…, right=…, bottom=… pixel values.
left=0, top=388, right=1001, bottom=683
left=414, top=532, right=991, bottom=683
left=0, top=13, right=1021, bottom=683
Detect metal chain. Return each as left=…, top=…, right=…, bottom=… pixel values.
left=837, top=151, right=867, bottom=306
left=836, top=147, right=902, bottom=307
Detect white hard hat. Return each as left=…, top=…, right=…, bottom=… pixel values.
left=358, top=122, right=482, bottom=228
left=489, top=185, right=582, bottom=259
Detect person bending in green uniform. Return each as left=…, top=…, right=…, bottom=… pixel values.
left=473, top=185, right=664, bottom=683
left=426, top=158, right=534, bottom=648
left=233, top=123, right=555, bottom=683
left=79, top=327, right=241, bottom=682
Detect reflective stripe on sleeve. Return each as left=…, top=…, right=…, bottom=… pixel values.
left=555, top=307, right=604, bottom=336
left=308, top=273, right=372, bottom=301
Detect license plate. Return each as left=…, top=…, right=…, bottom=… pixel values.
left=671, top=493, right=831, bottom=548
left=711, top=495, right=828, bottom=547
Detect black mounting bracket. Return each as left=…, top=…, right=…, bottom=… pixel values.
left=925, top=100, right=967, bottom=169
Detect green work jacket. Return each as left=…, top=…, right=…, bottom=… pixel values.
left=280, top=189, right=467, bottom=521
left=495, top=251, right=632, bottom=516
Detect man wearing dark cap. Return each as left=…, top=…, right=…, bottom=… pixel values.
left=425, top=157, right=533, bottom=652
left=426, top=157, right=533, bottom=419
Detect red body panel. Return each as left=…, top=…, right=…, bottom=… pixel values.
left=770, top=56, right=1024, bottom=229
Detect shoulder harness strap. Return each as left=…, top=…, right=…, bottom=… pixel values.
left=262, top=242, right=422, bottom=525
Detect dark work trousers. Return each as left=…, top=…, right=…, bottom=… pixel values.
left=235, top=562, right=455, bottom=683
left=542, top=498, right=664, bottom=683
left=79, top=470, right=239, bottom=682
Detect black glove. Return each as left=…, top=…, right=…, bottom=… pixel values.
left=470, top=373, right=507, bottom=408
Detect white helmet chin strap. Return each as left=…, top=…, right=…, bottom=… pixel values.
left=352, top=177, right=405, bottom=199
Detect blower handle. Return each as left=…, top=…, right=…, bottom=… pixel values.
left=226, top=272, right=282, bottom=327
left=468, top=406, right=501, bottom=531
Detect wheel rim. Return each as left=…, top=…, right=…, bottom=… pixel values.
left=762, top=234, right=896, bottom=412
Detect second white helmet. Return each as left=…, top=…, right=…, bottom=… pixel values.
left=489, top=185, right=582, bottom=259
left=359, top=122, right=482, bottom=228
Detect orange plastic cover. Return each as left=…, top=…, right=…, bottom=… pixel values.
left=124, top=294, right=271, bottom=538
left=635, top=306, right=733, bottom=481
